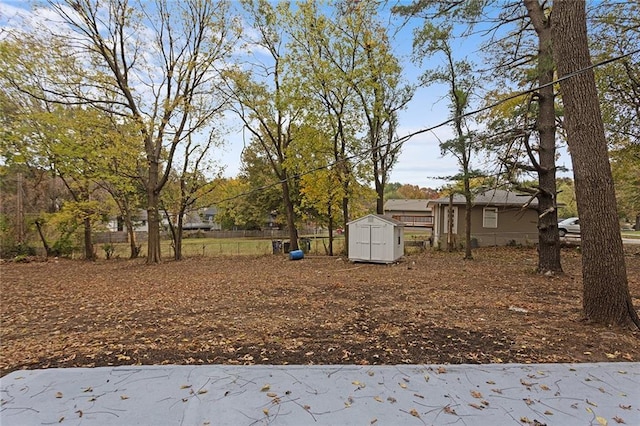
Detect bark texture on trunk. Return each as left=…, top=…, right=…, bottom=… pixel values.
left=342, top=194, right=349, bottom=255
left=524, top=0, right=563, bottom=273
left=146, top=159, right=162, bottom=264
left=375, top=164, right=385, bottom=215
left=147, top=203, right=161, bottom=263
left=174, top=214, right=184, bottom=261
left=464, top=185, right=472, bottom=260
left=35, top=220, right=51, bottom=257
left=83, top=217, right=95, bottom=261
left=125, top=218, right=139, bottom=259
left=281, top=178, right=299, bottom=252
left=327, top=203, right=334, bottom=256
left=447, top=194, right=454, bottom=252
left=552, top=0, right=639, bottom=328
left=376, top=187, right=384, bottom=215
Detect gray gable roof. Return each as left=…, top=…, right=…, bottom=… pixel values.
left=427, top=189, right=538, bottom=207
left=347, top=214, right=405, bottom=227
left=384, top=199, right=432, bottom=212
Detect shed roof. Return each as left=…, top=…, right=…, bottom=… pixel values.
left=347, top=214, right=405, bottom=227
left=384, top=199, right=432, bottom=212
left=427, top=189, right=538, bottom=207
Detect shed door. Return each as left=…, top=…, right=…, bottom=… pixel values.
left=354, top=223, right=371, bottom=260
left=370, top=225, right=386, bottom=260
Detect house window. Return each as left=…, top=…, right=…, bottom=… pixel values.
left=483, top=207, right=498, bottom=228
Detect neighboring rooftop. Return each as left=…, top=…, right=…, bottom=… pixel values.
left=384, top=199, right=431, bottom=212
left=428, top=189, right=538, bottom=207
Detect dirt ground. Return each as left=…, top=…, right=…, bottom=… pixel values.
left=2, top=247, right=640, bottom=377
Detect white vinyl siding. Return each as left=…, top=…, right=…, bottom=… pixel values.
left=347, top=214, right=404, bottom=263
left=483, top=207, right=498, bottom=228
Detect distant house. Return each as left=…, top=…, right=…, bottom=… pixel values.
left=427, top=189, right=539, bottom=248
left=347, top=214, right=404, bottom=264
left=106, top=207, right=220, bottom=232
left=383, top=199, right=433, bottom=228
left=182, top=207, right=221, bottom=231
left=107, top=210, right=149, bottom=233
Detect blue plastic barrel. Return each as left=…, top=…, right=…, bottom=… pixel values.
left=289, top=249, right=304, bottom=260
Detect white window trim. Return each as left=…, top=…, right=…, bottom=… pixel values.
left=483, top=207, right=498, bottom=228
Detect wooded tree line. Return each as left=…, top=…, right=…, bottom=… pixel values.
left=1, top=0, right=413, bottom=259
left=0, top=1, right=638, bottom=325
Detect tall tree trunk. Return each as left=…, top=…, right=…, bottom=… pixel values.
left=524, top=0, right=563, bottom=274
left=447, top=194, right=454, bottom=252
left=124, top=216, right=139, bottom=259
left=342, top=193, right=349, bottom=255
left=375, top=176, right=385, bottom=215
left=16, top=172, right=24, bottom=244
left=83, top=217, right=95, bottom=261
left=174, top=214, right=183, bottom=261
left=552, top=0, right=639, bottom=328
left=461, top=137, right=472, bottom=260
left=463, top=181, right=472, bottom=260
left=374, top=154, right=385, bottom=215
left=147, top=158, right=162, bottom=263
left=327, top=202, right=334, bottom=256
left=34, top=219, right=52, bottom=257
left=281, top=178, right=299, bottom=251
left=119, top=198, right=140, bottom=259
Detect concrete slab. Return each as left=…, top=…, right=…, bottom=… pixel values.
left=1, top=363, right=638, bottom=425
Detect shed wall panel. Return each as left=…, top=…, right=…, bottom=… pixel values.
left=348, top=214, right=404, bottom=263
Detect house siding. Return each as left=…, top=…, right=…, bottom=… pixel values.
left=469, top=206, right=538, bottom=246
left=431, top=203, right=538, bottom=248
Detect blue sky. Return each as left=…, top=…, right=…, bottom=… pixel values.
left=0, top=0, right=573, bottom=190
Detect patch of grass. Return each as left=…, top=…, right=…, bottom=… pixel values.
left=621, top=230, right=640, bottom=239
left=404, top=229, right=433, bottom=240
left=93, top=228, right=440, bottom=259
left=103, top=236, right=347, bottom=259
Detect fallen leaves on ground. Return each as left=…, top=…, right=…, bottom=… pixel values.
left=1, top=247, right=639, bottom=376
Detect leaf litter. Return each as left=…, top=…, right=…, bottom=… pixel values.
left=1, top=247, right=639, bottom=377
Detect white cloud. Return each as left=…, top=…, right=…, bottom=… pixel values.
left=390, top=127, right=458, bottom=189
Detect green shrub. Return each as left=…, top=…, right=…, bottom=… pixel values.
left=51, top=238, right=75, bottom=257
left=0, top=243, right=36, bottom=259
left=102, top=243, right=116, bottom=259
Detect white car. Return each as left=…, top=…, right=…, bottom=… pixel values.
left=558, top=217, right=580, bottom=237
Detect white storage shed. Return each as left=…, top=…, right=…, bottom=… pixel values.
left=347, top=214, right=405, bottom=263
